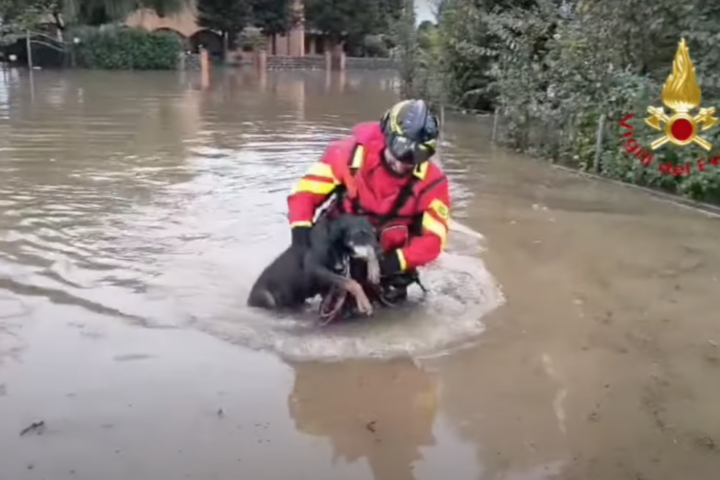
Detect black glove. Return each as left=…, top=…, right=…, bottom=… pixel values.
left=380, top=250, right=402, bottom=277
left=291, top=226, right=311, bottom=247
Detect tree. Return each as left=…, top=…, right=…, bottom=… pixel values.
left=0, top=0, right=191, bottom=32
left=304, top=0, right=401, bottom=48
left=1, top=0, right=62, bottom=32
left=68, top=0, right=191, bottom=24
left=64, top=0, right=191, bottom=26
left=396, top=0, right=416, bottom=96
left=250, top=0, right=295, bottom=37
left=417, top=20, right=436, bottom=50
left=378, top=0, right=403, bottom=30
left=418, top=20, right=435, bottom=33
left=248, top=0, right=296, bottom=54
left=425, top=0, right=720, bottom=203
left=195, top=0, right=252, bottom=52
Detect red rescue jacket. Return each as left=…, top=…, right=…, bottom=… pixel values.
left=287, top=121, right=451, bottom=271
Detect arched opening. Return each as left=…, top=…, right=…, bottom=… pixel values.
left=0, top=30, right=65, bottom=68
left=154, top=27, right=189, bottom=50
left=189, top=29, right=223, bottom=61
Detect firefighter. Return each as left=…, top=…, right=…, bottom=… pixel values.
left=287, top=99, right=450, bottom=302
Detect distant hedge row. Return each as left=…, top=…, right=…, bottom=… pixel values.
left=71, top=27, right=183, bottom=70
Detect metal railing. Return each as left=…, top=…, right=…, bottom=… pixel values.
left=22, top=29, right=79, bottom=68
left=1, top=29, right=78, bottom=67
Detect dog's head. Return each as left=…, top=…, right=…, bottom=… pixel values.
left=329, top=214, right=380, bottom=260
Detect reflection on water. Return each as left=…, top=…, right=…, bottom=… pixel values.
left=438, top=347, right=568, bottom=479
left=288, top=359, right=438, bottom=480
left=0, top=67, right=503, bottom=361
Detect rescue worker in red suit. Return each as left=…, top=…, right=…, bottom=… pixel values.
left=287, top=99, right=450, bottom=304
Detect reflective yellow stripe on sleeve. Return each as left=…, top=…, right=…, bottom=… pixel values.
left=306, top=162, right=337, bottom=180
left=396, top=249, right=408, bottom=271
left=290, top=162, right=340, bottom=195
left=290, top=221, right=312, bottom=228
left=290, top=178, right=338, bottom=195
left=422, top=213, right=448, bottom=249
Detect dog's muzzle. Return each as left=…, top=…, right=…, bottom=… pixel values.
left=349, top=245, right=374, bottom=259
left=349, top=245, right=380, bottom=285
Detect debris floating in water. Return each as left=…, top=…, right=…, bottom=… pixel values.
left=19, top=420, right=46, bottom=436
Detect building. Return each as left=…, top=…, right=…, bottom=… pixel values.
left=123, top=0, right=330, bottom=58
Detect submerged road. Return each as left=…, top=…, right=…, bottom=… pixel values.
left=0, top=68, right=718, bottom=479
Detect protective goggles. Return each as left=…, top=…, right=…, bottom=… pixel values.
left=387, top=134, right=437, bottom=165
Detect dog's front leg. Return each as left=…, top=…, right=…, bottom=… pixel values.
left=342, top=277, right=373, bottom=315
left=305, top=245, right=374, bottom=315
left=322, top=271, right=372, bottom=315
left=307, top=260, right=373, bottom=315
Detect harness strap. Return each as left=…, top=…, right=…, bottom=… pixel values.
left=415, top=176, right=447, bottom=203
left=377, top=176, right=419, bottom=226
left=350, top=143, right=364, bottom=171
left=344, top=142, right=421, bottom=226
left=346, top=143, right=364, bottom=214
left=335, top=142, right=446, bottom=228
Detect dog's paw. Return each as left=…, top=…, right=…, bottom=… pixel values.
left=346, top=279, right=373, bottom=316
left=356, top=297, right=373, bottom=316
left=247, top=289, right=277, bottom=309
left=262, top=291, right=277, bottom=308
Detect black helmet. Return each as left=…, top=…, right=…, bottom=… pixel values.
left=380, top=99, right=439, bottom=165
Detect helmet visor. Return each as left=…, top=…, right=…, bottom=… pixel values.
left=388, top=135, right=436, bottom=165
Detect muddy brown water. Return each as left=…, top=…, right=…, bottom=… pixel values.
left=0, top=68, right=719, bottom=479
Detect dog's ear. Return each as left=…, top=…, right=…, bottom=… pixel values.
left=327, top=216, right=347, bottom=245
left=331, top=215, right=359, bottom=246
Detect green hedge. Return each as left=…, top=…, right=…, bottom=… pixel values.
left=429, top=0, right=720, bottom=204
left=599, top=75, right=720, bottom=204
left=71, top=27, right=183, bottom=70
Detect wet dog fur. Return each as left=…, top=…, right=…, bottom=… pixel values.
left=247, top=214, right=381, bottom=315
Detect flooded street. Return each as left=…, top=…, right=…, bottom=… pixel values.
left=0, top=68, right=718, bottom=479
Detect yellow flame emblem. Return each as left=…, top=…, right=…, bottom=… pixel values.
left=645, top=38, right=717, bottom=150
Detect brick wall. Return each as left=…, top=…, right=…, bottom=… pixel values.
left=267, top=55, right=326, bottom=70
left=266, top=55, right=398, bottom=71
left=345, top=57, right=397, bottom=70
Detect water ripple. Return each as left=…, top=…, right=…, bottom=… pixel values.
left=0, top=69, right=504, bottom=360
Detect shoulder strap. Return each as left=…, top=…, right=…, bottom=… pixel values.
left=383, top=171, right=447, bottom=226
left=415, top=175, right=447, bottom=202
left=335, top=143, right=364, bottom=213
left=312, top=141, right=366, bottom=222
left=349, top=143, right=364, bottom=175
left=335, top=144, right=430, bottom=224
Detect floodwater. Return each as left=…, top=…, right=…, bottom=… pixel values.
left=0, top=68, right=718, bottom=480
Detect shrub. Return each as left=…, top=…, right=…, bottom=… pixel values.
left=237, top=27, right=266, bottom=51
left=71, top=26, right=183, bottom=70
left=423, top=0, right=720, bottom=204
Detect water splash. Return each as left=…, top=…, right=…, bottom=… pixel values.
left=201, top=237, right=505, bottom=361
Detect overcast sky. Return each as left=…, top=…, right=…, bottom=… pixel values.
left=415, top=0, right=435, bottom=23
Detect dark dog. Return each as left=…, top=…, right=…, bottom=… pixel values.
left=247, top=214, right=382, bottom=316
